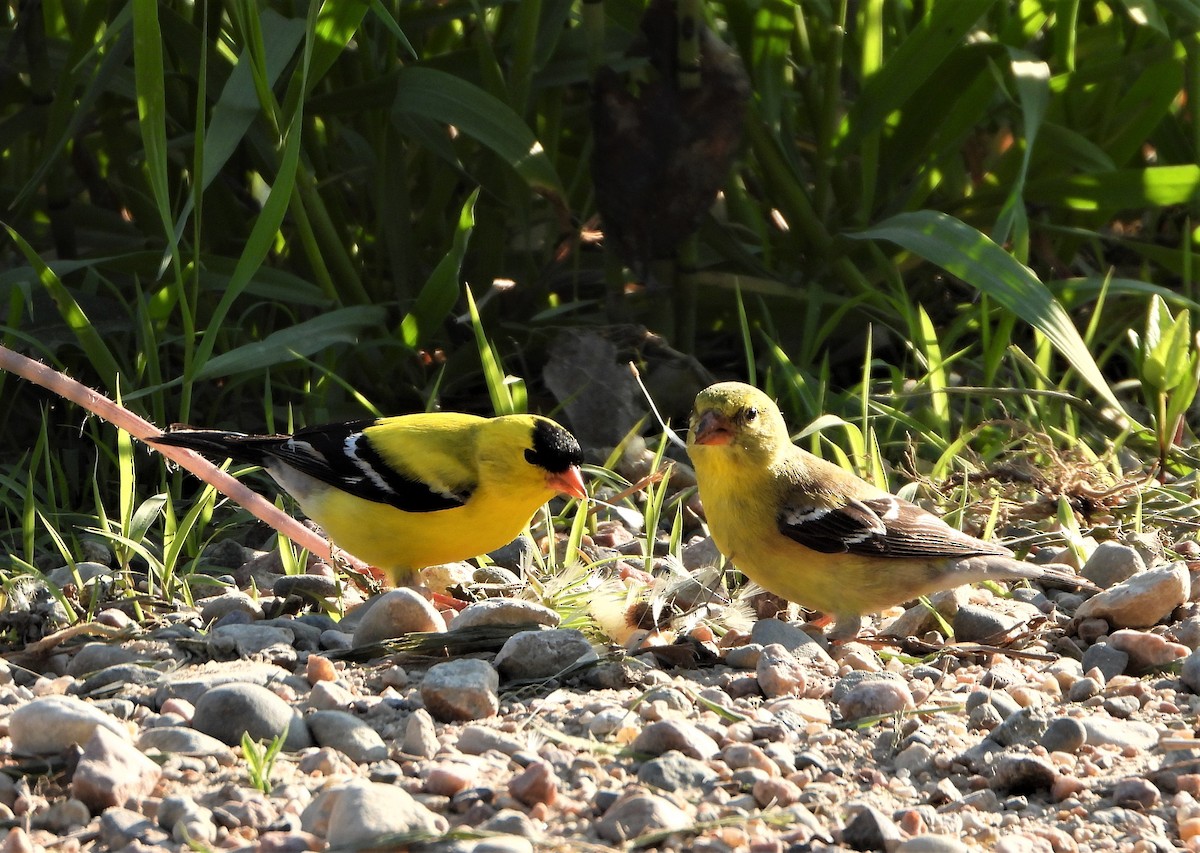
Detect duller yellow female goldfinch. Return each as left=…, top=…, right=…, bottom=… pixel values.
left=149, top=413, right=586, bottom=584
left=687, top=382, right=1094, bottom=639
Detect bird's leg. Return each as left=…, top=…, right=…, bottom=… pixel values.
left=827, top=613, right=864, bottom=643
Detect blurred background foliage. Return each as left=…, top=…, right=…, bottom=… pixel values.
left=2, top=0, right=1200, bottom=544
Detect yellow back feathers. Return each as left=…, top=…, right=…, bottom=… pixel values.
left=687, top=381, right=1092, bottom=638
left=150, top=412, right=586, bottom=584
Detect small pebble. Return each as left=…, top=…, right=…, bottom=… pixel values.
left=1039, top=717, right=1087, bottom=754
left=1113, top=777, right=1160, bottom=810
left=756, top=644, right=808, bottom=698
left=1075, top=562, right=1189, bottom=628
left=420, top=659, right=500, bottom=722
left=631, top=720, right=720, bottom=760
left=352, top=589, right=446, bottom=645
left=508, top=760, right=558, bottom=807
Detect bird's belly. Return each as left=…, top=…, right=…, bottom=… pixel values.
left=301, top=490, right=536, bottom=582
left=716, top=524, right=938, bottom=617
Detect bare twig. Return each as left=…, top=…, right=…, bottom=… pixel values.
left=0, top=344, right=368, bottom=574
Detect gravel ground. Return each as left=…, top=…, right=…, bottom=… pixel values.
left=3, top=525, right=1200, bottom=852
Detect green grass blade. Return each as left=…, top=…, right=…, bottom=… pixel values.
left=392, top=67, right=565, bottom=200
left=836, top=0, right=997, bottom=155
left=851, top=210, right=1131, bottom=422
left=400, top=189, right=479, bottom=348
left=4, top=227, right=123, bottom=393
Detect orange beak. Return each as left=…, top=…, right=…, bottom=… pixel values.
left=691, top=410, right=734, bottom=446
left=547, top=465, right=588, bottom=499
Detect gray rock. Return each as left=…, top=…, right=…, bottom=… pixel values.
left=1067, top=677, right=1103, bottom=702
left=487, top=535, right=537, bottom=575
left=832, top=670, right=906, bottom=704
left=988, top=708, right=1051, bottom=747
left=273, top=574, right=340, bottom=601
left=1113, top=776, right=1160, bottom=810
left=474, top=564, right=524, bottom=586
left=199, top=589, right=264, bottom=623
left=1081, top=642, right=1129, bottom=681
left=260, top=617, right=323, bottom=650
left=1082, top=542, right=1146, bottom=588
left=637, top=751, right=718, bottom=792
left=192, top=683, right=313, bottom=751
left=99, top=807, right=171, bottom=849
left=9, top=695, right=129, bottom=754
left=682, top=536, right=723, bottom=572
left=479, top=809, right=539, bottom=838
left=757, top=643, right=809, bottom=698
left=421, top=659, right=499, bottom=722
left=155, top=660, right=290, bottom=706
left=352, top=588, right=445, bottom=645
left=321, top=629, right=355, bottom=651
left=207, top=623, right=295, bottom=658
left=952, top=604, right=1018, bottom=643
left=1075, top=561, right=1189, bottom=628
left=1173, top=616, right=1200, bottom=650
left=158, top=794, right=217, bottom=845
left=1081, top=717, right=1158, bottom=751
left=307, top=710, right=389, bottom=763
left=965, top=689, right=1021, bottom=719
left=307, top=680, right=354, bottom=711
left=751, top=618, right=833, bottom=664
left=202, top=539, right=258, bottom=569
left=457, top=724, right=525, bottom=756
left=882, top=589, right=963, bottom=639
left=991, top=754, right=1056, bottom=794
left=596, top=791, right=690, bottom=843
left=1102, top=695, right=1140, bottom=719
left=630, top=720, right=720, bottom=760
left=1183, top=648, right=1200, bottom=693
left=838, top=680, right=913, bottom=721
left=893, top=742, right=935, bottom=775
left=46, top=561, right=113, bottom=589
left=136, top=726, right=237, bottom=766
left=70, top=726, right=163, bottom=810
left=75, top=663, right=161, bottom=697
left=401, top=708, right=440, bottom=758
left=1124, top=532, right=1166, bottom=568
left=1040, top=717, right=1087, bottom=754
left=305, top=779, right=448, bottom=845
left=723, top=643, right=763, bottom=670
left=66, top=642, right=140, bottom=677
left=841, top=804, right=903, bottom=852
left=493, top=629, right=594, bottom=680
left=449, top=598, right=561, bottom=631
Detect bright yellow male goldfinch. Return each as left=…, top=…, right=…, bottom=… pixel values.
left=149, top=413, right=586, bottom=585
left=687, top=382, right=1094, bottom=639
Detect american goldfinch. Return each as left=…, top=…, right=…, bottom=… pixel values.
left=687, top=382, right=1094, bottom=639
left=149, top=413, right=586, bottom=584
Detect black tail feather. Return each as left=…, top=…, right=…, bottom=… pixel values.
left=146, top=428, right=278, bottom=466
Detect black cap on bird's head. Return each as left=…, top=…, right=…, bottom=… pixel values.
left=525, top=418, right=587, bottom=499
left=526, top=418, right=583, bottom=473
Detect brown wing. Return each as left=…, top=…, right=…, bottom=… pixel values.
left=777, top=491, right=1011, bottom=559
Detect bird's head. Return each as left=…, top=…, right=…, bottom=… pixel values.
left=687, top=382, right=790, bottom=459
left=485, top=415, right=587, bottom=500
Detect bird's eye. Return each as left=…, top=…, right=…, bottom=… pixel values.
left=744, top=407, right=758, bottom=422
